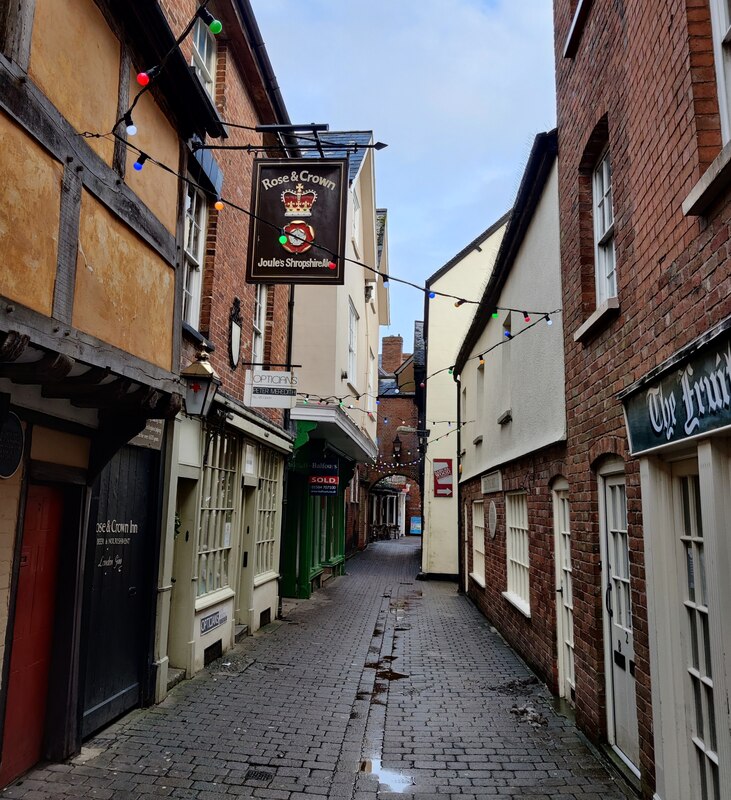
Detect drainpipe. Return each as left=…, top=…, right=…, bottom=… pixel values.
left=455, top=370, right=463, bottom=593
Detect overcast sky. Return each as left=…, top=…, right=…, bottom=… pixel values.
left=250, top=0, right=556, bottom=352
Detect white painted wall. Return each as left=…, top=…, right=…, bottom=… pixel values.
left=459, top=163, right=564, bottom=483
left=422, top=221, right=506, bottom=575
left=292, top=147, right=385, bottom=449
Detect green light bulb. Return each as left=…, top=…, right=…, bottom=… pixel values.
left=492, top=312, right=499, bottom=319
left=278, top=234, right=288, bottom=245
left=209, top=19, right=223, bottom=34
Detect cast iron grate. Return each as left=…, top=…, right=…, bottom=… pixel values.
left=244, top=768, right=274, bottom=782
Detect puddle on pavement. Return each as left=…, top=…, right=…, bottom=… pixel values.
left=360, top=758, right=414, bottom=793
left=377, top=669, right=408, bottom=681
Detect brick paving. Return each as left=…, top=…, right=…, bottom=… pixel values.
left=6, top=538, right=631, bottom=799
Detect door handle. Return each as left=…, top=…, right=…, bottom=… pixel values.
left=605, top=584, right=613, bottom=617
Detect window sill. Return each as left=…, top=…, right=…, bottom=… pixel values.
left=573, top=297, right=619, bottom=344
left=195, top=586, right=235, bottom=612
left=502, top=590, right=531, bottom=618
left=469, top=572, right=486, bottom=588
left=682, top=139, right=731, bottom=216
left=183, top=321, right=215, bottom=352
left=472, top=435, right=483, bottom=445
left=254, top=570, right=279, bottom=588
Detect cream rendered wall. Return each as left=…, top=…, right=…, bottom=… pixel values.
left=422, top=222, right=506, bottom=575
left=459, top=164, right=564, bottom=482
left=291, top=148, right=382, bottom=449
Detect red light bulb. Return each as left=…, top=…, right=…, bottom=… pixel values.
left=328, top=261, right=337, bottom=270
left=137, top=72, right=150, bottom=87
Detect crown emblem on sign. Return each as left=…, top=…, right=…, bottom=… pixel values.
left=282, top=184, right=317, bottom=217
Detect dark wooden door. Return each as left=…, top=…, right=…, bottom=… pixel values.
left=0, top=486, right=64, bottom=786
left=81, top=446, right=157, bottom=738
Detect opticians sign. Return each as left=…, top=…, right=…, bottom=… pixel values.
left=244, top=370, right=297, bottom=409
left=247, top=159, right=348, bottom=285
left=623, top=325, right=731, bottom=455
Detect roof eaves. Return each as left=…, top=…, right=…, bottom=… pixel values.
left=454, top=129, right=558, bottom=373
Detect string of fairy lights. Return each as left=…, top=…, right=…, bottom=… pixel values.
left=76, top=2, right=563, bottom=441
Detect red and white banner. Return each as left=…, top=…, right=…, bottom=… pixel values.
left=433, top=458, right=453, bottom=497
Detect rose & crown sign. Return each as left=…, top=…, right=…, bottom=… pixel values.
left=247, top=159, right=348, bottom=285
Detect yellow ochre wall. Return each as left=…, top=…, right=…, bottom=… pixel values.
left=0, top=113, right=62, bottom=315
left=28, top=0, right=120, bottom=166
left=74, top=191, right=174, bottom=370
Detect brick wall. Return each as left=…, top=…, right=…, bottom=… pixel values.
left=555, top=1, right=731, bottom=795
left=461, top=443, right=566, bottom=692
left=161, top=1, right=290, bottom=430
left=381, top=336, right=404, bottom=374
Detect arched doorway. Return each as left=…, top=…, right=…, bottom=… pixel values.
left=369, top=473, right=421, bottom=541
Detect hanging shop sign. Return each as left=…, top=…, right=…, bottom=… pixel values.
left=623, top=326, right=731, bottom=455
left=433, top=458, right=453, bottom=497
left=309, top=460, right=339, bottom=496
left=246, top=159, right=348, bottom=285
left=0, top=413, right=23, bottom=479
left=244, top=370, right=298, bottom=409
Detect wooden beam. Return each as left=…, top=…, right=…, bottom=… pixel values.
left=0, top=54, right=177, bottom=268
left=0, top=351, right=73, bottom=383
left=41, top=366, right=111, bottom=399
left=53, top=164, right=83, bottom=324
left=0, top=0, right=36, bottom=72
left=0, top=330, right=29, bottom=362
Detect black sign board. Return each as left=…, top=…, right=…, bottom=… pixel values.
left=0, top=413, right=23, bottom=479
left=623, top=329, right=731, bottom=454
left=247, top=159, right=348, bottom=285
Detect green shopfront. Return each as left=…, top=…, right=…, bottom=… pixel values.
left=620, top=317, right=731, bottom=800
left=281, top=415, right=371, bottom=599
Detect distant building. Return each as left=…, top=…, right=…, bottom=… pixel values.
left=422, top=214, right=508, bottom=578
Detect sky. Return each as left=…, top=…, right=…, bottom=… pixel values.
left=250, top=0, right=557, bottom=353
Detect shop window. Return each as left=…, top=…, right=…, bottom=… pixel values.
left=197, top=429, right=239, bottom=597
left=254, top=448, right=282, bottom=576
left=191, top=17, right=217, bottom=99
left=471, top=500, right=485, bottom=586
left=505, top=492, right=530, bottom=613
left=183, top=181, right=208, bottom=330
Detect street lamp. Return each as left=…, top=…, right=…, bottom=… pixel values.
left=181, top=350, right=221, bottom=418
left=392, top=435, right=402, bottom=461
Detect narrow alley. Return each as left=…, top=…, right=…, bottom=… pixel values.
left=7, top=539, right=629, bottom=800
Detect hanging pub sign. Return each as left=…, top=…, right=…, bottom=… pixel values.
left=244, top=370, right=298, bottom=409
left=247, top=159, right=348, bottom=285
left=622, top=324, right=731, bottom=455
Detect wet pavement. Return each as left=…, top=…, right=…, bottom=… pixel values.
left=6, top=538, right=631, bottom=799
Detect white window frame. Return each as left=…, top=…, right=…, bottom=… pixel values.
left=709, top=0, right=731, bottom=143
left=191, top=17, right=217, bottom=99
left=348, top=299, right=358, bottom=384
left=252, top=284, right=267, bottom=367
left=196, top=428, right=239, bottom=597
left=183, top=182, right=207, bottom=329
left=352, top=190, right=361, bottom=256
left=350, top=466, right=359, bottom=504
left=471, top=500, right=485, bottom=587
left=367, top=348, right=376, bottom=415
left=254, top=447, right=282, bottom=578
left=593, top=149, right=617, bottom=305
left=504, top=492, right=530, bottom=616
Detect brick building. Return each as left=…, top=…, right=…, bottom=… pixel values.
left=554, top=1, right=731, bottom=797
left=454, top=131, right=565, bottom=695
left=157, top=0, right=297, bottom=686
left=362, top=329, right=425, bottom=543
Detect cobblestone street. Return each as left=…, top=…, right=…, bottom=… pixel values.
left=7, top=539, right=630, bottom=800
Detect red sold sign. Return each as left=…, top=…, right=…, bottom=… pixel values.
left=433, top=458, right=453, bottom=497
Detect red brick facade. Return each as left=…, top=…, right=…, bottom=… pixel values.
left=461, top=444, right=567, bottom=692
left=554, top=1, right=731, bottom=795
left=163, top=1, right=290, bottom=428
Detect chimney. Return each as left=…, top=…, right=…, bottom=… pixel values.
left=381, top=335, right=403, bottom=374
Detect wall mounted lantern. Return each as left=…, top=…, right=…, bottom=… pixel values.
left=181, top=350, right=221, bottom=418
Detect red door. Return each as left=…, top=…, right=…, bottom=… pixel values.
left=0, top=486, right=63, bottom=787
